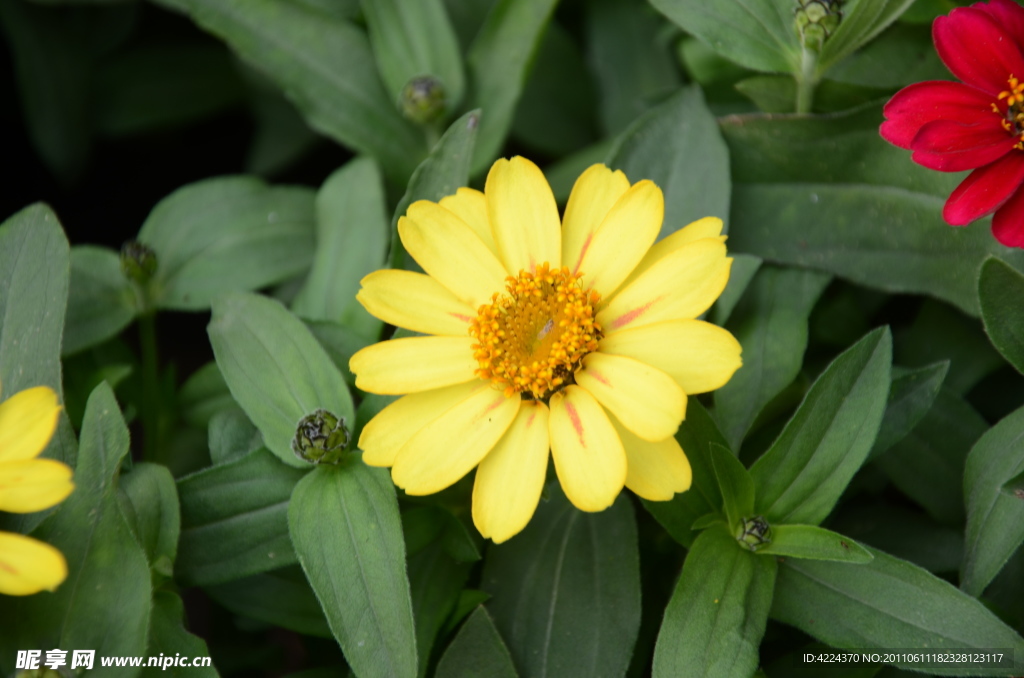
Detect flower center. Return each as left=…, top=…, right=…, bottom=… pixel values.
left=469, top=263, right=603, bottom=401
left=996, top=75, right=1024, bottom=149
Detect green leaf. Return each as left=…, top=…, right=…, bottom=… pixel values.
left=713, top=266, right=831, bottom=451
left=176, top=447, right=307, bottom=586
left=244, top=81, right=322, bottom=177
left=868, top=362, right=949, bottom=460
left=829, top=502, right=963, bottom=574
left=0, top=383, right=151, bottom=675
left=758, top=525, right=873, bottom=563
left=361, top=0, right=465, bottom=107
left=751, top=327, right=892, bottom=525
left=772, top=548, right=1024, bottom=673
left=138, top=176, right=315, bottom=310
left=435, top=607, right=518, bottom=678
left=643, top=399, right=730, bottom=547
left=466, top=0, right=558, bottom=172
left=119, top=462, right=181, bottom=575
left=96, top=42, right=244, bottom=136
left=649, top=0, right=800, bottom=75
left=709, top=254, right=762, bottom=326
left=979, top=256, right=1024, bottom=375
left=63, top=246, right=137, bottom=356
left=292, top=157, right=388, bottom=339
left=174, top=0, right=426, bottom=184
left=816, top=0, right=917, bottom=76
left=722, top=106, right=1024, bottom=316
left=207, top=408, right=264, bottom=465
left=826, top=22, right=947, bottom=89
left=390, top=110, right=479, bottom=269
left=142, top=592, right=219, bottom=678
left=305, top=319, right=370, bottom=386
left=962, top=403, right=1024, bottom=596
left=288, top=462, right=418, bottom=678
left=483, top=484, right=640, bottom=678
left=204, top=565, right=331, bottom=638
left=710, top=442, right=755, bottom=530
left=543, top=139, right=616, bottom=204
left=874, top=388, right=986, bottom=526
left=179, top=361, right=234, bottom=428
left=652, top=527, right=777, bottom=678
left=208, top=292, right=354, bottom=468
left=409, top=536, right=471, bottom=677
left=607, top=85, right=731, bottom=238
left=585, top=0, right=681, bottom=135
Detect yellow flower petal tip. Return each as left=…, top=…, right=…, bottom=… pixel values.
left=0, top=531, right=68, bottom=596
left=0, top=386, right=62, bottom=463
left=352, top=156, right=741, bottom=540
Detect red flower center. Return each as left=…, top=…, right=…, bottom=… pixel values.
left=995, top=75, right=1024, bottom=149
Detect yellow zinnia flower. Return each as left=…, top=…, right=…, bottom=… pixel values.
left=0, top=384, right=73, bottom=595
left=350, top=157, right=742, bottom=543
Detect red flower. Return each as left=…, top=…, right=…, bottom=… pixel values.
left=880, top=0, right=1024, bottom=247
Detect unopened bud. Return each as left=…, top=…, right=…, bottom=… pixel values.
left=736, top=515, right=772, bottom=551
left=292, top=409, right=349, bottom=464
left=795, top=0, right=841, bottom=52
left=400, top=75, right=447, bottom=124
left=120, top=240, right=157, bottom=285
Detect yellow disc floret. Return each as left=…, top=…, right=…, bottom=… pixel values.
left=470, top=263, right=602, bottom=400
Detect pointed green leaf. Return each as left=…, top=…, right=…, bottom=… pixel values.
left=607, top=85, right=730, bottom=238
left=142, top=592, right=219, bottom=678
left=289, top=461, right=418, bottom=678
left=652, top=526, right=777, bottom=678
left=758, top=525, right=873, bottom=563
left=466, top=0, right=558, bottom=172
left=751, top=327, right=892, bottom=525
left=138, top=177, right=315, bottom=310
left=292, top=157, right=388, bottom=339
left=710, top=442, right=755, bottom=530
left=483, top=484, right=640, bottom=678
left=649, top=0, right=800, bottom=74
left=868, top=362, right=949, bottom=461
left=772, top=548, right=1024, bottom=674
left=409, top=537, right=471, bottom=677
left=208, top=292, right=354, bottom=468
left=207, top=408, right=263, bottom=465
left=119, top=462, right=181, bottom=575
left=177, top=447, right=306, bottom=585
left=830, top=503, right=963, bottom=574
left=173, top=0, right=426, bottom=184
left=204, top=565, right=331, bottom=638
left=63, top=246, right=137, bottom=356
left=436, top=607, right=518, bottom=678
left=713, top=266, right=831, bottom=451
left=979, top=256, right=1024, bottom=375
left=962, top=403, right=1024, bottom=596
left=816, top=0, right=917, bottom=76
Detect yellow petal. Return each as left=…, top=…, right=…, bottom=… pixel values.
left=619, top=217, right=724, bottom=292
left=359, top=381, right=483, bottom=467
left=0, top=458, right=74, bottom=513
left=548, top=385, right=626, bottom=512
left=392, top=387, right=520, bottom=495
left=350, top=337, right=477, bottom=395
left=576, top=180, right=663, bottom=298
left=598, top=237, right=731, bottom=332
left=600, top=319, right=742, bottom=394
left=473, top=401, right=550, bottom=543
left=399, top=201, right=508, bottom=307
left=485, top=156, right=561, bottom=274
left=610, top=415, right=691, bottom=501
left=0, top=386, right=61, bottom=462
left=357, top=270, right=476, bottom=337
left=575, top=352, right=685, bottom=442
left=0, top=531, right=67, bottom=595
left=439, top=187, right=497, bottom=254
left=561, top=164, right=630, bottom=275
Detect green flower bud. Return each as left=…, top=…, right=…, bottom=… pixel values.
left=794, top=0, right=842, bottom=52
left=292, top=409, right=349, bottom=465
left=735, top=515, right=772, bottom=551
left=400, top=75, right=447, bottom=125
left=120, top=240, right=158, bottom=285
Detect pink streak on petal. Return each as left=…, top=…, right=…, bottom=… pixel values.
left=565, top=401, right=585, bottom=447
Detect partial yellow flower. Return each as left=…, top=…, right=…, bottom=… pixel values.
left=0, top=384, right=72, bottom=595
left=350, top=157, right=742, bottom=543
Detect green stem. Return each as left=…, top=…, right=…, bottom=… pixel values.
left=795, top=48, right=818, bottom=114
left=139, top=312, right=161, bottom=462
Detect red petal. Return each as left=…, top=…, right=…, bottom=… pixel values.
left=910, top=119, right=1018, bottom=171
left=944, top=152, right=1024, bottom=225
left=933, top=7, right=1024, bottom=94
left=978, top=0, right=1024, bottom=49
left=992, top=186, right=1024, bottom=246
left=881, top=81, right=995, bottom=149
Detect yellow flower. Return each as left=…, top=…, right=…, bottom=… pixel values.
left=350, top=157, right=741, bottom=543
left=0, top=384, right=73, bottom=595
